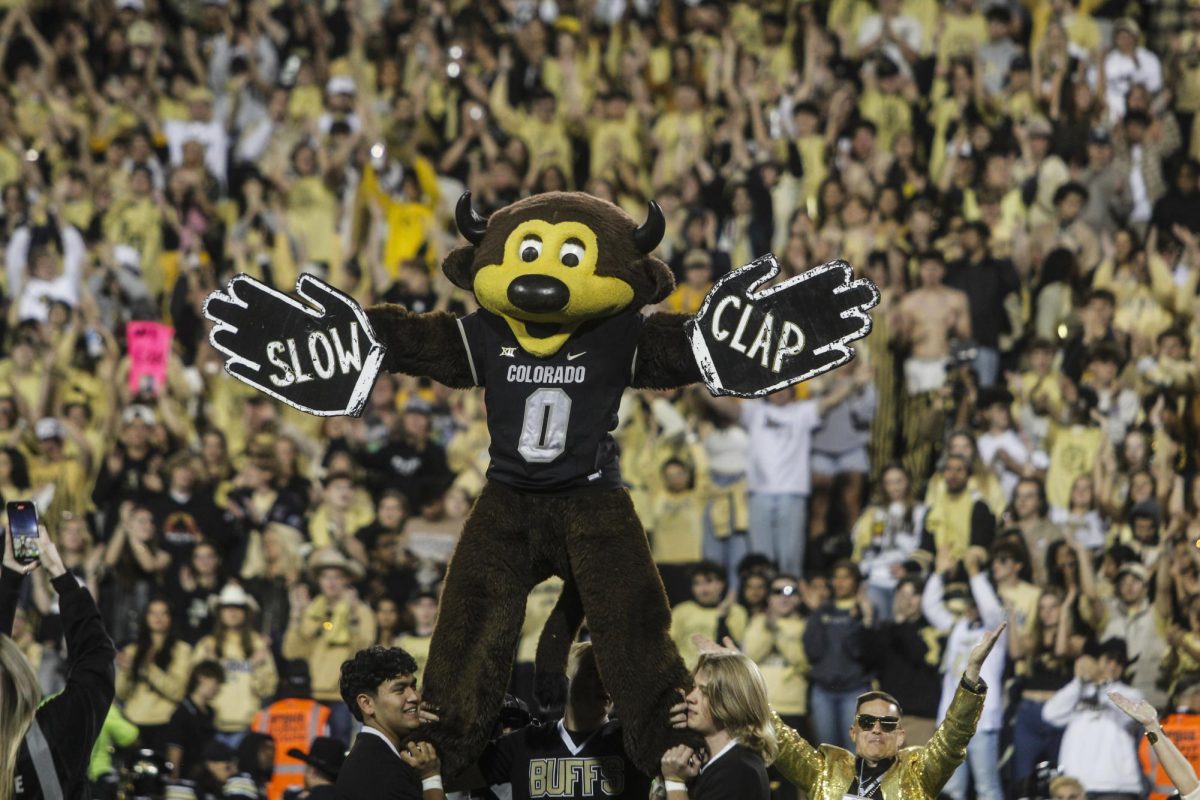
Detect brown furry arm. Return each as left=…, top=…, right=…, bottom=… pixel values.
left=365, top=304, right=477, bottom=389
left=631, top=312, right=703, bottom=389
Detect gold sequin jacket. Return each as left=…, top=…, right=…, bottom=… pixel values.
left=772, top=681, right=986, bottom=800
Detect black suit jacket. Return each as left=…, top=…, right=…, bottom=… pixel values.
left=334, top=731, right=423, bottom=800
left=690, top=744, right=770, bottom=799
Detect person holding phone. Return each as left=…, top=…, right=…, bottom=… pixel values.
left=1, top=521, right=116, bottom=799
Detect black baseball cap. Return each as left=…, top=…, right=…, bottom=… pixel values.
left=287, top=737, right=347, bottom=781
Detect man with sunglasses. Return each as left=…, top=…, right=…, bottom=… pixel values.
left=769, top=622, right=1005, bottom=800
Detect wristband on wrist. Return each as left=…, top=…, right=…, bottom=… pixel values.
left=961, top=674, right=986, bottom=694
left=664, top=779, right=688, bottom=793
left=420, top=775, right=443, bottom=791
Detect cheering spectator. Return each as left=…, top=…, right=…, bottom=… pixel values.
left=852, top=464, right=927, bottom=621
left=192, top=584, right=278, bottom=748
left=1043, top=641, right=1145, bottom=799
left=115, top=597, right=192, bottom=755
left=923, top=549, right=1007, bottom=800
left=803, top=559, right=875, bottom=750
left=284, top=550, right=376, bottom=744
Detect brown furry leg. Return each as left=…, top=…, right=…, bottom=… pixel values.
left=533, top=575, right=584, bottom=714
left=414, top=482, right=539, bottom=776
left=561, top=490, right=704, bottom=776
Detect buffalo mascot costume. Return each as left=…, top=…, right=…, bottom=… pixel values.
left=204, top=187, right=878, bottom=778
left=364, top=191, right=703, bottom=776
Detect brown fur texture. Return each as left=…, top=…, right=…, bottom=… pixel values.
left=411, top=482, right=700, bottom=777
left=633, top=312, right=704, bottom=388
left=367, top=191, right=706, bottom=778
left=363, top=306, right=476, bottom=389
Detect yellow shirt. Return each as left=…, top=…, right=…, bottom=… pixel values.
left=649, top=489, right=706, bottom=564
left=665, top=283, right=712, bottom=316
left=359, top=161, right=441, bottom=276
left=924, top=489, right=985, bottom=561
left=193, top=632, right=279, bottom=732
left=587, top=113, right=642, bottom=183
left=998, top=581, right=1042, bottom=638
left=743, top=614, right=809, bottom=715
left=937, top=13, right=988, bottom=65
left=1045, top=424, right=1105, bottom=510
left=105, top=197, right=165, bottom=297
left=1177, top=36, right=1200, bottom=114
left=518, top=578, right=564, bottom=664
left=115, top=641, right=193, bottom=726
left=859, top=89, right=913, bottom=152
left=286, top=176, right=340, bottom=268
left=28, top=455, right=89, bottom=528
left=0, top=144, right=20, bottom=189
left=489, top=77, right=574, bottom=182
left=670, top=601, right=748, bottom=670
left=395, top=632, right=432, bottom=683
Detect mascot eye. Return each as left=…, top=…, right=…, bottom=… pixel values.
left=559, top=239, right=585, bottom=268
left=520, top=236, right=543, bottom=262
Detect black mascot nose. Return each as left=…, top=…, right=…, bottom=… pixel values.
left=507, top=275, right=569, bottom=313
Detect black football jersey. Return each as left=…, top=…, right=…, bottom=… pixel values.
left=478, top=719, right=650, bottom=800
left=456, top=309, right=642, bottom=494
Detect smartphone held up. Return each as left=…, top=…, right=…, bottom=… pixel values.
left=7, top=500, right=39, bottom=565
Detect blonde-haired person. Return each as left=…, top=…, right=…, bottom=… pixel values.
left=660, top=650, right=776, bottom=799
left=0, top=524, right=115, bottom=800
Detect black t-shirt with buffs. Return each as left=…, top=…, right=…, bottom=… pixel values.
left=478, top=719, right=650, bottom=800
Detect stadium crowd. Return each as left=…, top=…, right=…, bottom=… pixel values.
left=1, top=0, right=1200, bottom=796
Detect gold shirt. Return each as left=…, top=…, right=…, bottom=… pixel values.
left=772, top=682, right=985, bottom=800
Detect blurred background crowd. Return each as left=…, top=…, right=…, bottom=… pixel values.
left=1, top=0, right=1200, bottom=796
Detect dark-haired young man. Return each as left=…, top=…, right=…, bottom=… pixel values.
left=335, top=646, right=443, bottom=800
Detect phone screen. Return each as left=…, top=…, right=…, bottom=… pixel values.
left=7, top=501, right=38, bottom=565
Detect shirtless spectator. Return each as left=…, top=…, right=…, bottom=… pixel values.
left=895, top=251, right=972, bottom=483
left=895, top=252, right=973, bottom=398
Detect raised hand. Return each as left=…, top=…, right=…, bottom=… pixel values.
left=965, top=622, right=1005, bottom=683
left=1109, top=691, right=1160, bottom=730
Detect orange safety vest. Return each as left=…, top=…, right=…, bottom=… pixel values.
left=252, top=698, right=331, bottom=800
left=1139, top=711, right=1200, bottom=800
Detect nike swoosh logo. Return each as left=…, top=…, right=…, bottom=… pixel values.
left=567, top=352, right=586, bottom=361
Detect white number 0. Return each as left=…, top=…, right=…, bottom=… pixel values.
left=518, top=387, right=573, bottom=463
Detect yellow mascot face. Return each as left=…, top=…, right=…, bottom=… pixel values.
left=472, top=219, right=636, bottom=357
left=443, top=192, right=674, bottom=359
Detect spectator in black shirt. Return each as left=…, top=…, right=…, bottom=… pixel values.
left=866, top=577, right=943, bottom=746
left=171, top=542, right=224, bottom=645
left=92, top=406, right=165, bottom=537
left=661, top=650, right=774, bottom=799
left=167, top=660, right=226, bottom=781
left=1, top=524, right=116, bottom=800
left=226, top=451, right=308, bottom=537
left=944, top=222, right=1021, bottom=388
left=359, top=400, right=452, bottom=511
left=147, top=452, right=231, bottom=568
left=1060, top=289, right=1125, bottom=384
